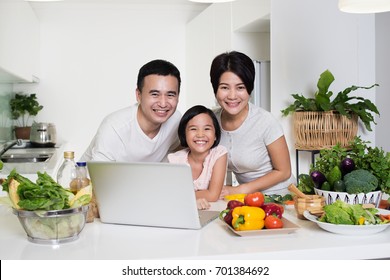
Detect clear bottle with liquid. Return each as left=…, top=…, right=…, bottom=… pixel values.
left=56, top=151, right=77, bottom=191
left=70, top=161, right=91, bottom=194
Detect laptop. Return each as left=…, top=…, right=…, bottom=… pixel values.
left=87, top=161, right=220, bottom=229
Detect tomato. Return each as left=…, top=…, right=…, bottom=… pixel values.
left=264, top=215, right=284, bottom=229
left=244, top=192, right=265, bottom=207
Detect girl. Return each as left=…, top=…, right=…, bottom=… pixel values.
left=168, top=105, right=227, bottom=209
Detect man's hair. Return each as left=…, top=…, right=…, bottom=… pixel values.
left=137, top=59, right=181, bottom=93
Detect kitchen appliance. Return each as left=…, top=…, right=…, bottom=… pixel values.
left=29, top=122, right=57, bottom=147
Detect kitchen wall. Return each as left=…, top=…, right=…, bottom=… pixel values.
left=14, top=1, right=208, bottom=159
left=271, top=0, right=389, bottom=175
left=375, top=12, right=390, bottom=152
left=10, top=0, right=389, bottom=170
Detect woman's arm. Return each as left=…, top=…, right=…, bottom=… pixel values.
left=221, top=136, right=291, bottom=196
left=195, top=153, right=228, bottom=202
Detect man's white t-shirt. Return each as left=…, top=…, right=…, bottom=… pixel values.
left=81, top=104, right=181, bottom=162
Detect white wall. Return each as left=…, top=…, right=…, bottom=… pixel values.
left=272, top=0, right=377, bottom=175
left=9, top=0, right=388, bottom=173
left=14, top=2, right=202, bottom=160
left=375, top=13, right=390, bottom=152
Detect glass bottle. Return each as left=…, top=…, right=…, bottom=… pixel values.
left=69, top=161, right=91, bottom=194
left=56, top=151, right=77, bottom=191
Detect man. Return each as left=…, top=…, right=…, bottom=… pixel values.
left=81, top=59, right=181, bottom=162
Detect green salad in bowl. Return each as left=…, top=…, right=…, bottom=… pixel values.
left=1, top=169, right=92, bottom=244
left=303, top=200, right=390, bottom=235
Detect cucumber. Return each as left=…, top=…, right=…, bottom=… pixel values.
left=321, top=181, right=331, bottom=191
left=327, top=165, right=342, bottom=187
left=333, top=180, right=346, bottom=192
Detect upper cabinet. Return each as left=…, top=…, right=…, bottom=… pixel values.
left=0, top=0, right=40, bottom=83
left=232, top=0, right=270, bottom=32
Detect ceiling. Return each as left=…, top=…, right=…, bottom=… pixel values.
left=29, top=0, right=210, bottom=9
left=28, top=0, right=212, bottom=21
left=28, top=0, right=269, bottom=32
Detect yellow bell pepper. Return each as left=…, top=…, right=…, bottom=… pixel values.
left=232, top=206, right=265, bottom=231
left=224, top=193, right=247, bottom=203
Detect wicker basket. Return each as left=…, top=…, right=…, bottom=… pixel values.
left=293, top=111, right=358, bottom=150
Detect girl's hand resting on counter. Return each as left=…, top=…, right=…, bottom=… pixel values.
left=196, top=198, right=210, bottom=210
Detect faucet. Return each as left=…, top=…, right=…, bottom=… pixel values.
left=0, top=139, right=23, bottom=157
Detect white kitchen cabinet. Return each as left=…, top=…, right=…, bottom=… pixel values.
left=0, top=0, right=40, bottom=83
left=232, top=0, right=270, bottom=31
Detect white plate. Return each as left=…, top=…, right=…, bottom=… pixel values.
left=224, top=217, right=300, bottom=237
left=303, top=208, right=390, bottom=235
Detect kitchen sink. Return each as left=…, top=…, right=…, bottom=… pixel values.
left=1, top=153, right=53, bottom=163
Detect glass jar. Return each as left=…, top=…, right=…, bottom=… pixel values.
left=69, top=161, right=91, bottom=194
left=56, top=151, right=76, bottom=191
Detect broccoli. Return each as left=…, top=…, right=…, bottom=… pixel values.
left=343, top=169, right=378, bottom=194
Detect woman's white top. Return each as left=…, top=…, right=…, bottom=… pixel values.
left=214, top=103, right=295, bottom=194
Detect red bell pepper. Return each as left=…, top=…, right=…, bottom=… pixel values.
left=261, top=203, right=283, bottom=219
left=219, top=200, right=245, bottom=226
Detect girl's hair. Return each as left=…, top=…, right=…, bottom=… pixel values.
left=178, top=105, right=221, bottom=149
left=209, top=51, right=255, bottom=95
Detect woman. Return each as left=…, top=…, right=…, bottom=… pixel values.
left=209, top=51, right=295, bottom=197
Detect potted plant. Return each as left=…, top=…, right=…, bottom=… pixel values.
left=10, top=93, right=43, bottom=140
left=281, top=70, right=380, bottom=149
left=296, top=136, right=390, bottom=208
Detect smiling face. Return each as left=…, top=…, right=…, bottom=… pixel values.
left=185, top=113, right=216, bottom=155
left=136, top=74, right=179, bottom=136
left=216, top=71, right=250, bottom=118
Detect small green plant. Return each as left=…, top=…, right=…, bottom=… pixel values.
left=281, top=70, right=380, bottom=131
left=10, top=93, right=43, bottom=127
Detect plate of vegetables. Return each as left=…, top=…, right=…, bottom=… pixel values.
left=303, top=200, right=390, bottom=235
left=220, top=192, right=299, bottom=237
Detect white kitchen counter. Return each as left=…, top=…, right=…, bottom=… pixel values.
left=0, top=200, right=389, bottom=260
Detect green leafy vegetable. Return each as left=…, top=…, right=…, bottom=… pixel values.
left=2, top=169, right=73, bottom=211
left=297, top=174, right=315, bottom=194
left=319, top=201, right=354, bottom=225
left=319, top=200, right=381, bottom=225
